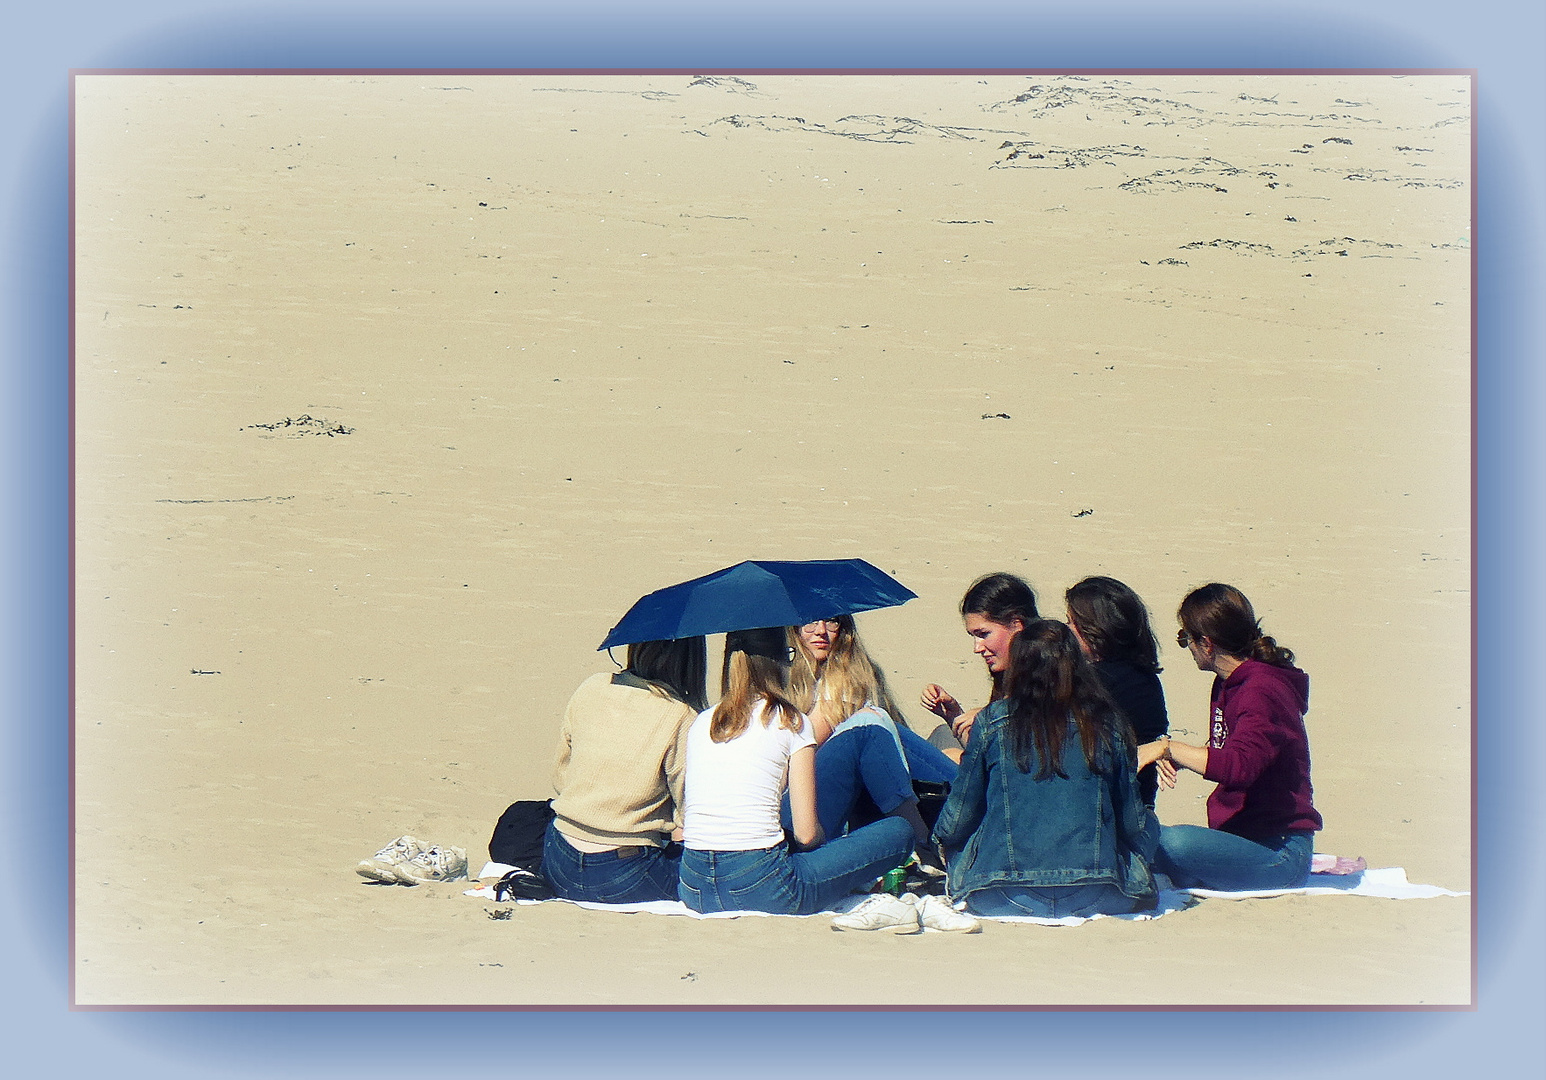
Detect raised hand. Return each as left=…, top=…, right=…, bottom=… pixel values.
left=921, top=683, right=963, bottom=722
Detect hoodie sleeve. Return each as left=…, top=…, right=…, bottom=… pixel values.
left=1201, top=673, right=1302, bottom=789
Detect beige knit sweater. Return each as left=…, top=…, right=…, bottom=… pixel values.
left=550, top=671, right=697, bottom=848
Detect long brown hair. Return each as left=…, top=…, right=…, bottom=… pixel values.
left=710, top=627, right=803, bottom=743
left=1003, top=619, right=1129, bottom=778
left=1177, top=584, right=1295, bottom=667
left=786, top=615, right=906, bottom=724
left=625, top=637, right=708, bottom=711
left=1065, top=576, right=1162, bottom=674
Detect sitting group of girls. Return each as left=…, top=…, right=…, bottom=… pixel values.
left=544, top=570, right=1321, bottom=923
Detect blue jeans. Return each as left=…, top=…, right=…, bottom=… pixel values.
left=808, top=722, right=916, bottom=839
left=965, top=883, right=1148, bottom=919
left=1155, top=825, right=1314, bottom=891
left=898, top=724, right=959, bottom=784
left=678, top=816, right=914, bottom=915
left=785, top=716, right=960, bottom=839
left=542, top=823, right=681, bottom=904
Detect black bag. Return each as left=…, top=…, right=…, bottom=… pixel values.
left=912, top=779, right=951, bottom=833
left=488, top=799, right=555, bottom=870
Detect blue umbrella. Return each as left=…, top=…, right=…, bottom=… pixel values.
left=598, top=559, right=917, bottom=650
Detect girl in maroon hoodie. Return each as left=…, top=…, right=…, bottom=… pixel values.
left=1148, top=583, right=1322, bottom=891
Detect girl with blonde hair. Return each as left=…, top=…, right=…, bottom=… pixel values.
left=787, top=616, right=956, bottom=846
left=677, top=627, right=914, bottom=915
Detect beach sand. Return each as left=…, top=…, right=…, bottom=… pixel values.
left=72, top=73, right=1470, bottom=1006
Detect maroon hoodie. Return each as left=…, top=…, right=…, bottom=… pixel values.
left=1201, top=659, right=1323, bottom=837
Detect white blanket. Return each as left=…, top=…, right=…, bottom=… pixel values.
left=1182, top=865, right=1468, bottom=902
left=466, top=860, right=1466, bottom=927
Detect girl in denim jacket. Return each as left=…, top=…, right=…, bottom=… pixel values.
left=933, top=619, right=1161, bottom=919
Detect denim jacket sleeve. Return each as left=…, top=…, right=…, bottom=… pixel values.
left=1111, top=738, right=1159, bottom=862
left=931, top=706, right=997, bottom=852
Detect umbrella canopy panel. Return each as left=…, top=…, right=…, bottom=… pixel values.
left=598, top=559, right=916, bottom=650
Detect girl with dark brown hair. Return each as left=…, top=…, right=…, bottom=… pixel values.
left=1149, top=584, right=1322, bottom=891
left=920, top=572, right=1040, bottom=756
left=932, top=619, right=1159, bottom=918
left=1064, top=576, right=1170, bottom=807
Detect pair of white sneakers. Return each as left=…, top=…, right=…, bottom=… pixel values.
left=355, top=835, right=469, bottom=886
left=830, top=891, right=981, bottom=934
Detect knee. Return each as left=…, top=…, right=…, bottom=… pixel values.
left=1155, top=824, right=1208, bottom=865
left=876, top=814, right=915, bottom=850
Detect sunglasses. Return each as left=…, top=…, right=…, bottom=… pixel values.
left=1176, top=628, right=1200, bottom=648
left=803, top=619, right=842, bottom=632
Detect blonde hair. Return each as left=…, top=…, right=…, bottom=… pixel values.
left=788, top=615, right=906, bottom=726
left=710, top=627, right=804, bottom=743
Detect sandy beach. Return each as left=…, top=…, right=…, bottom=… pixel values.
left=72, top=73, right=1470, bottom=1006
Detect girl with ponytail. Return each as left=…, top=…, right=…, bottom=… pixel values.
left=1148, top=584, right=1323, bottom=891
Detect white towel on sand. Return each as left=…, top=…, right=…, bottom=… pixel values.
left=1183, top=865, right=1468, bottom=902
left=466, top=860, right=1466, bottom=925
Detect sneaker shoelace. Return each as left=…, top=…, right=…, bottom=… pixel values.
left=371, top=837, right=420, bottom=863
left=415, top=847, right=453, bottom=875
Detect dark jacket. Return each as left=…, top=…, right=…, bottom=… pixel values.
left=1093, top=659, right=1169, bottom=807
left=932, top=699, right=1158, bottom=907
left=1203, top=660, right=1322, bottom=838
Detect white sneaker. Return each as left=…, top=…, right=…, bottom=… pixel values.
left=355, top=836, right=431, bottom=883
left=910, top=893, right=981, bottom=933
left=392, top=844, right=468, bottom=886
left=831, top=892, right=921, bottom=933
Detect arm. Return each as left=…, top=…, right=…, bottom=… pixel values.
left=1111, top=742, right=1159, bottom=862
left=550, top=705, right=575, bottom=798
left=1199, top=686, right=1297, bottom=788
left=808, top=700, right=837, bottom=746
left=931, top=716, right=991, bottom=852
left=1163, top=737, right=1211, bottom=776
left=1139, top=734, right=1208, bottom=774
left=662, top=703, right=695, bottom=834
left=1138, top=735, right=1205, bottom=789
left=786, top=744, right=825, bottom=850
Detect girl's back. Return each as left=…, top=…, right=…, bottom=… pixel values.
left=681, top=701, right=813, bottom=851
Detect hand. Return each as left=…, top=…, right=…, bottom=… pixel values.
left=950, top=707, right=980, bottom=744
left=921, top=684, right=963, bottom=722
left=1157, top=758, right=1178, bottom=789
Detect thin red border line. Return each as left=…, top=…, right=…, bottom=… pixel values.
left=1468, top=70, right=1479, bottom=1010
left=67, top=66, right=1478, bottom=76
left=71, top=1002, right=1474, bottom=1013
left=66, top=69, right=1477, bottom=1013
left=68, top=70, right=79, bottom=1012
